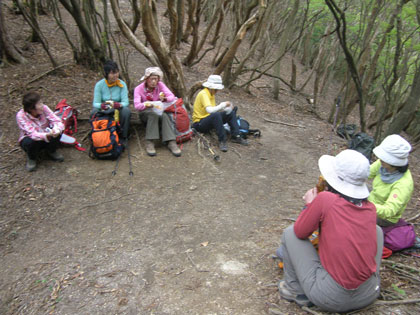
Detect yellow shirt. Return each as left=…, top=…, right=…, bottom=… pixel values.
left=192, top=88, right=216, bottom=123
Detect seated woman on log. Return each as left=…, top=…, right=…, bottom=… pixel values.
left=278, top=149, right=383, bottom=312
left=92, top=60, right=131, bottom=146
left=133, top=67, right=181, bottom=157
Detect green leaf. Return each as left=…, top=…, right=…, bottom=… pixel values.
left=391, top=283, right=406, bottom=296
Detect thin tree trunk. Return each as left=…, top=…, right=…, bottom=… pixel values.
left=0, top=0, right=26, bottom=64
left=386, top=62, right=420, bottom=136
left=214, top=0, right=266, bottom=75
left=110, top=0, right=158, bottom=65
left=16, top=0, right=58, bottom=67
left=272, top=0, right=299, bottom=100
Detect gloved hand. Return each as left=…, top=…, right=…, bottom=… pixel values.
left=113, top=102, right=121, bottom=110
left=101, top=103, right=108, bottom=110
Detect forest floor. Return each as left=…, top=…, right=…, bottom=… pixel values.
left=1, top=2, right=420, bottom=314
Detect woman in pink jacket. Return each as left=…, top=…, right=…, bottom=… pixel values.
left=16, top=91, right=64, bottom=171
left=133, top=67, right=181, bottom=157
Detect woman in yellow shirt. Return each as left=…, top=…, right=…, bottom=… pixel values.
left=192, top=75, right=248, bottom=152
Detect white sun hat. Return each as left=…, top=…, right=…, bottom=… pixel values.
left=141, top=67, right=163, bottom=81
left=373, top=134, right=411, bottom=167
left=318, top=149, right=370, bottom=199
left=202, top=74, right=224, bottom=90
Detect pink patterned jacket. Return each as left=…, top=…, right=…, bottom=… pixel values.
left=16, top=105, right=64, bottom=143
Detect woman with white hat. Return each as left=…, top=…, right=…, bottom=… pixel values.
left=278, top=150, right=383, bottom=312
left=133, top=67, right=181, bottom=157
left=192, top=74, right=248, bottom=152
left=368, top=134, right=413, bottom=227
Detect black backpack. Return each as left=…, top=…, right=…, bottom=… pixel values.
left=236, top=116, right=261, bottom=138
left=348, top=132, right=375, bottom=160
left=232, top=106, right=261, bottom=138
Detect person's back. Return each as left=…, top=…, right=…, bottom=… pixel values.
left=277, top=150, right=383, bottom=313
left=296, top=191, right=377, bottom=289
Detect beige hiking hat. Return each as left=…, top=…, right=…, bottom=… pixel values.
left=141, top=67, right=163, bottom=81
left=318, top=149, right=370, bottom=199
left=373, top=134, right=411, bottom=167
left=202, top=74, right=224, bottom=90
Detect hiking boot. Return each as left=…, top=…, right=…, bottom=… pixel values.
left=146, top=140, right=156, bottom=156
left=278, top=280, right=313, bottom=307
left=219, top=141, right=228, bottom=152
left=120, top=137, right=128, bottom=148
left=168, top=140, right=181, bottom=157
left=26, top=158, right=37, bottom=172
left=231, top=135, right=248, bottom=146
left=48, top=151, right=64, bottom=162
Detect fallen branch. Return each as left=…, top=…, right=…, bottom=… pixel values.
left=230, top=146, right=242, bottom=158
left=374, top=298, right=420, bottom=306
left=407, top=212, right=420, bottom=222
left=263, top=117, right=305, bottom=128
left=301, top=306, right=322, bottom=315
left=382, top=259, right=420, bottom=274
left=79, top=193, right=136, bottom=211
left=9, top=63, right=73, bottom=95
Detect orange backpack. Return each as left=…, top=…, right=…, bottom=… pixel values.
left=89, top=112, right=122, bottom=160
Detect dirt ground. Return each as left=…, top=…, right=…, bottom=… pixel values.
left=1, top=2, right=420, bottom=314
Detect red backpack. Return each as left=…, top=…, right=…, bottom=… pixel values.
left=54, top=99, right=85, bottom=151
left=54, top=99, right=78, bottom=135
left=164, top=98, right=193, bottom=143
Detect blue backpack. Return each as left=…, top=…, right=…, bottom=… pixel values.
left=236, top=115, right=261, bottom=138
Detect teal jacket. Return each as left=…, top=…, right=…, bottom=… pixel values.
left=93, top=79, right=129, bottom=109
left=368, top=160, right=413, bottom=223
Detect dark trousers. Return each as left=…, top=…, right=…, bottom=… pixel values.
left=91, top=107, right=131, bottom=139
left=192, top=111, right=239, bottom=142
left=20, top=136, right=60, bottom=160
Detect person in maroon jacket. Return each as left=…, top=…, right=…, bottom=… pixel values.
left=278, top=149, right=383, bottom=312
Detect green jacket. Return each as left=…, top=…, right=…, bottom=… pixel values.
left=368, top=160, right=413, bottom=223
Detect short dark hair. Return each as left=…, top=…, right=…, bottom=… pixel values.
left=396, top=164, right=409, bottom=173
left=325, top=182, right=367, bottom=205
left=104, top=60, right=119, bottom=79
left=23, top=91, right=41, bottom=113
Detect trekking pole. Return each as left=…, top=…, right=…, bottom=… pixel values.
left=126, top=140, right=133, bottom=176
left=193, top=129, right=220, bottom=162
left=328, top=96, right=341, bottom=155
left=112, top=154, right=121, bottom=176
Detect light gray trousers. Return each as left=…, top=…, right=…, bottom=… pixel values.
left=281, top=224, right=383, bottom=313
left=139, top=110, right=176, bottom=142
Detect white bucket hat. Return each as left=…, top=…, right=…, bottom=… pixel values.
left=202, top=74, right=224, bottom=90
left=318, top=149, right=370, bottom=199
left=141, top=67, right=163, bottom=81
left=373, top=134, right=411, bottom=167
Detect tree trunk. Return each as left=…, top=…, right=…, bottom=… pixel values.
left=15, top=0, right=58, bottom=67
left=0, top=0, right=26, bottom=64
left=325, top=0, right=366, bottom=131
left=110, top=0, right=158, bottom=66
left=272, top=0, right=299, bottom=100
left=140, top=0, right=186, bottom=101
left=385, top=63, right=420, bottom=136
left=58, top=0, right=107, bottom=69
left=214, top=0, right=266, bottom=75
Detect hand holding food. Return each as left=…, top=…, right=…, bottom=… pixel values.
left=303, top=187, right=317, bottom=204
left=159, top=92, right=166, bottom=101
left=145, top=102, right=154, bottom=108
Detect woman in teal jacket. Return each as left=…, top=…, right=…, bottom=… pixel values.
left=368, top=134, right=413, bottom=227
